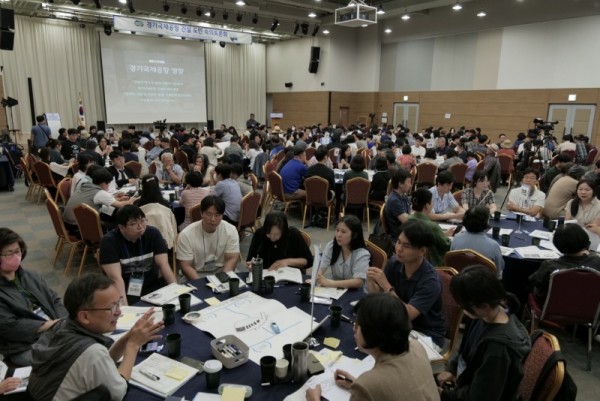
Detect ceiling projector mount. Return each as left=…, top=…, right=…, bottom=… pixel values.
left=335, top=0, right=378, bottom=27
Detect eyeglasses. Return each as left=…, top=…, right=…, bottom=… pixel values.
left=202, top=212, right=223, bottom=220
left=0, top=248, right=23, bottom=258
left=83, top=298, right=123, bottom=314
left=126, top=218, right=148, bottom=228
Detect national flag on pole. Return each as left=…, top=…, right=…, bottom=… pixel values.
left=77, top=92, right=86, bottom=128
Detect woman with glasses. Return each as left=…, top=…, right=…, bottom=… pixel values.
left=437, top=266, right=530, bottom=401
left=306, top=294, right=439, bottom=401
left=0, top=228, right=68, bottom=366
left=316, top=215, right=370, bottom=289
left=461, top=170, right=497, bottom=214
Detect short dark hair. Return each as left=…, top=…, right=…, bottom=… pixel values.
left=462, top=205, right=490, bottom=233
left=350, top=155, right=365, bottom=172
left=374, top=156, right=387, bottom=171
left=391, top=168, right=410, bottom=190
left=77, top=153, right=94, bottom=173
left=185, top=171, right=203, bottom=188
left=411, top=187, right=432, bottom=212
left=398, top=219, right=434, bottom=249
left=89, top=167, right=113, bottom=185
left=230, top=163, right=243, bottom=177
left=215, top=163, right=232, bottom=179
left=424, top=148, right=436, bottom=159
left=85, top=140, right=98, bottom=151
left=401, top=144, right=411, bottom=155
left=200, top=195, right=226, bottom=214
left=115, top=205, right=145, bottom=226
left=471, top=170, right=487, bottom=184
left=522, top=167, right=539, bottom=179
left=315, top=146, right=327, bottom=161
left=436, top=170, right=454, bottom=186
left=556, top=152, right=573, bottom=163
left=354, top=294, right=411, bottom=354
left=64, top=273, right=115, bottom=320
left=293, top=146, right=305, bottom=157
left=109, top=150, right=123, bottom=161
left=0, top=228, right=27, bottom=261
left=119, top=139, right=132, bottom=151
left=445, top=148, right=457, bottom=158
left=553, top=223, right=590, bottom=254
left=36, top=115, right=45, bottom=123
left=451, top=265, right=519, bottom=313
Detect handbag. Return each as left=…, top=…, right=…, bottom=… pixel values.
left=368, top=219, right=394, bottom=257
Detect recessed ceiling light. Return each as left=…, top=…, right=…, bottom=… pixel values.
left=308, top=11, right=317, bottom=18
left=384, top=28, right=392, bottom=34
left=204, top=10, right=211, bottom=16
left=119, top=0, right=126, bottom=3
left=235, top=0, right=246, bottom=5
left=377, top=5, right=385, bottom=15
left=452, top=3, right=462, bottom=11
left=322, top=29, right=330, bottom=35
left=361, top=24, right=368, bottom=27
left=401, top=14, right=410, bottom=21
left=477, top=11, right=487, bottom=17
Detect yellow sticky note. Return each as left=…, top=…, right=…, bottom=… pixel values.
left=117, top=314, right=135, bottom=324
left=221, top=386, right=246, bottom=401
left=165, top=366, right=188, bottom=381
left=175, top=287, right=190, bottom=295
left=205, top=297, right=221, bottom=306
left=323, top=337, right=340, bottom=349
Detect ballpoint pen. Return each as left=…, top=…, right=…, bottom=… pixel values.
left=140, top=369, right=160, bottom=381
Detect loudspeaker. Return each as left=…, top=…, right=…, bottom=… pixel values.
left=309, top=46, right=320, bottom=74
left=284, top=82, right=293, bottom=88
left=97, top=120, right=106, bottom=132
left=207, top=120, right=214, bottom=131
left=0, top=30, right=14, bottom=51
left=0, top=9, right=14, bottom=30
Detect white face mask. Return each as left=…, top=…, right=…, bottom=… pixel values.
left=521, top=184, right=531, bottom=194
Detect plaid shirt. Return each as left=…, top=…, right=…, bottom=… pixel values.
left=461, top=188, right=495, bottom=209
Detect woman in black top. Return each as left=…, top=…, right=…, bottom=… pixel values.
left=246, top=211, right=313, bottom=271
left=370, top=156, right=390, bottom=202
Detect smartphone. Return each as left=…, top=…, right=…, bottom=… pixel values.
left=180, top=357, right=204, bottom=373
left=140, top=341, right=159, bottom=353
left=453, top=224, right=463, bottom=236
left=215, top=272, right=230, bottom=283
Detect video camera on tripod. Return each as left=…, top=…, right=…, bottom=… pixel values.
left=153, top=119, right=167, bottom=133
left=533, top=117, right=558, bottom=135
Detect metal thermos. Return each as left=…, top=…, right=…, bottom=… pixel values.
left=291, top=341, right=308, bottom=383
left=251, top=257, right=263, bottom=293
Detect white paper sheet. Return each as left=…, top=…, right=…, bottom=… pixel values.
left=487, top=228, right=513, bottom=236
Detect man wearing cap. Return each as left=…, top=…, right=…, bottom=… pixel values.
left=498, top=139, right=516, bottom=158
left=280, top=146, right=307, bottom=201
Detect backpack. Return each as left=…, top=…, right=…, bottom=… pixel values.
left=529, top=331, right=577, bottom=401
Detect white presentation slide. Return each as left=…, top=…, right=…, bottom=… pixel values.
left=100, top=33, right=207, bottom=124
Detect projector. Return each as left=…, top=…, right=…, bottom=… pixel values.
left=335, top=0, right=377, bottom=27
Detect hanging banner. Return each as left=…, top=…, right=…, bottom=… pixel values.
left=113, top=16, right=253, bottom=44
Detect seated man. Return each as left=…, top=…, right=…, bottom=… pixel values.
left=529, top=223, right=600, bottom=304
left=28, top=274, right=163, bottom=401
left=305, top=146, right=335, bottom=199
left=177, top=196, right=240, bottom=280
left=366, top=219, right=446, bottom=349
left=107, top=150, right=137, bottom=188
left=428, top=171, right=465, bottom=221
left=230, top=163, right=252, bottom=196
left=507, top=168, right=546, bottom=218
left=100, top=205, right=176, bottom=305
left=213, top=163, right=242, bottom=226
left=155, top=152, right=183, bottom=186
left=279, top=146, right=307, bottom=200
left=384, top=168, right=412, bottom=241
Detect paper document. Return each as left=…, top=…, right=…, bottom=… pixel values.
left=246, top=266, right=303, bottom=284
left=514, top=246, right=560, bottom=260
left=313, top=287, right=348, bottom=300
left=116, top=306, right=163, bottom=331
left=529, top=230, right=552, bottom=240
left=131, top=353, right=198, bottom=397
left=411, top=331, right=442, bottom=361
left=0, top=361, right=31, bottom=395
left=487, top=228, right=513, bottom=236
left=206, top=271, right=248, bottom=293
left=499, top=246, right=514, bottom=256
left=141, top=283, right=194, bottom=305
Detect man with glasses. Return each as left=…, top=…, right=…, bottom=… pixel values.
left=28, top=273, right=163, bottom=401
left=100, top=205, right=176, bottom=305
left=365, top=219, right=445, bottom=350
left=177, top=195, right=240, bottom=280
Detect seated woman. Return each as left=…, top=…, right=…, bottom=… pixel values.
left=342, top=155, right=368, bottom=193
left=0, top=228, right=68, bottom=366
left=396, top=144, right=416, bottom=172
left=317, top=215, right=370, bottom=289
left=461, top=170, right=497, bottom=214
left=179, top=171, right=213, bottom=231
left=451, top=205, right=504, bottom=276
left=338, top=144, right=353, bottom=169
left=408, top=188, right=452, bottom=267
left=369, top=156, right=390, bottom=202
left=565, top=178, right=600, bottom=226
left=306, top=293, right=439, bottom=401
left=192, top=153, right=212, bottom=186
left=137, top=175, right=177, bottom=251
left=246, top=211, right=313, bottom=271
left=437, top=266, right=531, bottom=401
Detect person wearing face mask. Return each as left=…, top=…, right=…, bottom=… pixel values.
left=506, top=168, right=546, bottom=218
left=0, top=228, right=68, bottom=366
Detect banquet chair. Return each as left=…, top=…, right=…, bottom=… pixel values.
left=415, top=163, right=437, bottom=189
left=443, top=249, right=497, bottom=275
left=300, top=230, right=311, bottom=248
left=57, top=177, right=72, bottom=205
left=475, top=159, right=485, bottom=171
left=585, top=147, right=598, bottom=166
left=302, top=176, right=334, bottom=231
left=124, top=160, right=142, bottom=178
left=20, top=156, right=42, bottom=201
left=237, top=191, right=262, bottom=237
left=247, top=173, right=258, bottom=191
left=498, top=153, right=514, bottom=185
left=432, top=267, right=463, bottom=366
left=519, top=331, right=565, bottom=401
left=148, top=161, right=157, bottom=175
left=190, top=203, right=203, bottom=223
left=174, top=150, right=189, bottom=172
left=452, top=190, right=463, bottom=205
left=365, top=240, right=387, bottom=270
left=33, top=161, right=58, bottom=204
left=266, top=171, right=303, bottom=214
left=305, top=146, right=316, bottom=161
left=73, top=204, right=104, bottom=276
left=45, top=196, right=81, bottom=275
left=526, top=267, right=600, bottom=371
left=341, top=177, right=371, bottom=232
left=449, top=163, right=468, bottom=190
left=328, top=148, right=339, bottom=168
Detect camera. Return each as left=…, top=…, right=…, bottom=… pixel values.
left=153, top=119, right=167, bottom=132
left=533, top=118, right=558, bottom=133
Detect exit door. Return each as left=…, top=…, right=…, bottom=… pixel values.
left=548, top=104, right=596, bottom=138
left=393, top=103, right=419, bottom=132
left=339, top=107, right=349, bottom=127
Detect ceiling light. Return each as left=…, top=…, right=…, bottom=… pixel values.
left=235, top=0, right=245, bottom=5
left=384, top=28, right=392, bottom=34
left=126, top=0, right=135, bottom=13
left=308, top=11, right=317, bottom=18
left=236, top=13, right=243, bottom=22
left=118, top=0, right=126, bottom=3
left=293, top=23, right=300, bottom=35
left=181, top=5, right=187, bottom=15
left=401, top=13, right=410, bottom=21
left=377, top=5, right=385, bottom=15
left=452, top=3, right=463, bottom=11
left=252, top=14, right=258, bottom=24
left=222, top=11, right=228, bottom=20
left=204, top=9, right=211, bottom=17
left=270, top=18, right=279, bottom=32
left=361, top=24, right=368, bottom=27
left=163, top=2, right=169, bottom=11
left=93, top=0, right=101, bottom=8
left=322, top=29, right=329, bottom=35
left=312, top=25, right=319, bottom=36
left=477, top=11, right=487, bottom=17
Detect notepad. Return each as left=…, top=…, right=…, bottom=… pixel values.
left=323, top=337, right=340, bottom=349
left=205, top=297, right=221, bottom=306
left=221, top=386, right=246, bottom=401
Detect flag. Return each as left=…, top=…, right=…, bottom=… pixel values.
left=77, top=92, right=86, bottom=128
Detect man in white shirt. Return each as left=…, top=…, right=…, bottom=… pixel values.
left=410, top=135, right=426, bottom=158
left=428, top=171, right=465, bottom=221
left=177, top=196, right=240, bottom=279
left=507, top=168, right=546, bottom=218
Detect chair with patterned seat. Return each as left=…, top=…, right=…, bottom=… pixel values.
left=73, top=204, right=104, bottom=276
left=449, top=163, right=468, bottom=190
left=190, top=203, right=203, bottom=223
left=33, top=161, right=58, bottom=204
left=341, top=177, right=371, bottom=232
left=237, top=191, right=262, bottom=237
left=431, top=267, right=463, bottom=366
left=57, top=177, right=72, bottom=205
left=174, top=150, right=190, bottom=172
left=415, top=162, right=437, bottom=189
left=266, top=171, right=303, bottom=214
left=124, top=160, right=142, bottom=178
left=498, top=153, right=514, bottom=185
left=305, top=147, right=316, bottom=161
left=20, top=156, right=42, bottom=201
left=519, top=331, right=565, bottom=401
left=444, top=249, right=497, bottom=275
left=366, top=240, right=388, bottom=270
left=45, top=196, right=81, bottom=275
left=302, top=176, right=335, bottom=231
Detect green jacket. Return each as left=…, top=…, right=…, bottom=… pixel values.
left=408, top=212, right=451, bottom=266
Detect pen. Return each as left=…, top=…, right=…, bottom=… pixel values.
left=140, top=369, right=160, bottom=381
left=329, top=352, right=343, bottom=367
left=186, top=283, right=198, bottom=292
left=336, top=374, right=353, bottom=383
left=340, top=314, right=354, bottom=324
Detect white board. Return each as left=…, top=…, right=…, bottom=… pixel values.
left=45, top=113, right=62, bottom=139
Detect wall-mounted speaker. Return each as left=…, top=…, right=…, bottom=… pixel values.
left=308, top=46, right=320, bottom=74
left=97, top=120, right=106, bottom=132
left=0, top=30, right=14, bottom=51
left=207, top=119, right=214, bottom=131
left=284, top=82, right=293, bottom=88
left=0, top=9, right=14, bottom=30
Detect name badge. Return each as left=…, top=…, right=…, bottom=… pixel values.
left=127, top=275, right=144, bottom=297
left=33, top=307, right=50, bottom=321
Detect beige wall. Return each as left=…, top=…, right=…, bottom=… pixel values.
left=272, top=88, right=600, bottom=146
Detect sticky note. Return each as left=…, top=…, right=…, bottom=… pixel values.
left=221, top=386, right=246, bottom=401
left=205, top=297, right=221, bottom=306
left=175, top=287, right=189, bottom=294
left=118, top=314, right=135, bottom=324
left=323, top=337, right=340, bottom=349
left=165, top=367, right=188, bottom=381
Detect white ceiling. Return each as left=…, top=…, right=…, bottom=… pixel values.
left=10, top=0, right=600, bottom=42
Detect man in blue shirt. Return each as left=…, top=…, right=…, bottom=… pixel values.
left=280, top=146, right=307, bottom=200
left=366, top=219, right=446, bottom=349
left=30, top=115, right=51, bottom=152
left=384, top=168, right=412, bottom=241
